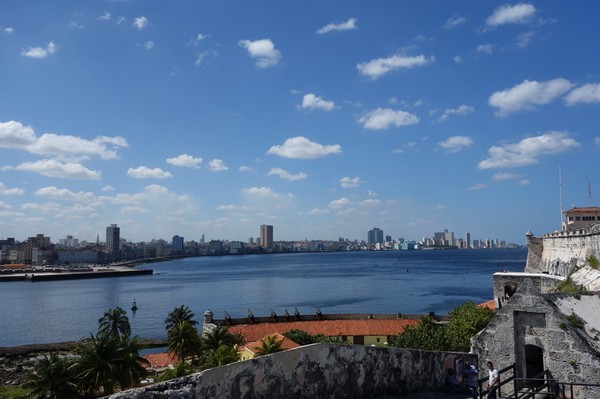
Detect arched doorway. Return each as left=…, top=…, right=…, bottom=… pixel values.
left=525, top=344, right=544, bottom=387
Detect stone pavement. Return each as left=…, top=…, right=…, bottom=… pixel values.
left=374, top=392, right=475, bottom=399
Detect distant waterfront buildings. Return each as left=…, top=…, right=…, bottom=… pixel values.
left=106, top=224, right=120, bottom=260
left=367, top=228, right=384, bottom=246
left=172, top=235, right=184, bottom=255
left=260, top=225, right=273, bottom=248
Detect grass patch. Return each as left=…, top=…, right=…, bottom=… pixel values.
left=557, top=277, right=585, bottom=293
left=587, top=255, right=599, bottom=270
left=565, top=313, right=584, bottom=329
left=0, top=387, right=31, bottom=399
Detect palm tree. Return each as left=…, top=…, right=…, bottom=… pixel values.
left=98, top=307, right=131, bottom=339
left=114, top=335, right=150, bottom=390
left=164, top=305, right=198, bottom=331
left=200, top=325, right=243, bottom=352
left=200, top=345, right=239, bottom=370
left=26, top=352, right=78, bottom=399
left=254, top=335, right=283, bottom=357
left=159, top=360, right=192, bottom=381
left=167, top=321, right=201, bottom=361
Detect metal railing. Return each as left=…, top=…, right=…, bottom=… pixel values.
left=478, top=364, right=515, bottom=399
left=511, top=376, right=600, bottom=399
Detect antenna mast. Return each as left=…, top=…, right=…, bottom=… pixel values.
left=559, top=164, right=564, bottom=229
left=589, top=177, right=593, bottom=205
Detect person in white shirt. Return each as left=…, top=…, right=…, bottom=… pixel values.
left=486, top=361, right=499, bottom=399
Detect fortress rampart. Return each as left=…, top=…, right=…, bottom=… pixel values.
left=525, top=223, right=600, bottom=276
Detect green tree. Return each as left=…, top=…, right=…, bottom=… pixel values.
left=390, top=315, right=447, bottom=351
left=200, top=325, right=244, bottom=352
left=283, top=329, right=317, bottom=345
left=167, top=321, right=201, bottom=361
left=159, top=361, right=192, bottom=381
left=97, top=307, right=131, bottom=339
left=113, top=336, right=149, bottom=390
left=164, top=305, right=198, bottom=331
left=26, top=353, right=78, bottom=399
left=253, top=335, right=283, bottom=357
left=201, top=345, right=239, bottom=369
left=445, top=301, right=495, bottom=352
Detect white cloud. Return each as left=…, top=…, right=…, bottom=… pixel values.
left=68, top=21, right=85, bottom=29
left=317, top=18, right=357, bottom=34
left=307, top=208, right=331, bottom=216
left=0, top=183, right=25, bottom=196
left=358, top=108, right=419, bottom=130
left=121, top=206, right=148, bottom=214
left=438, top=136, right=473, bottom=152
left=487, top=3, right=537, bottom=26
left=564, top=83, right=600, bottom=106
left=5, top=27, right=14, bottom=34
left=216, top=204, right=237, bottom=211
left=21, top=41, right=56, bottom=59
left=268, top=167, right=307, bottom=181
left=492, top=172, right=524, bottom=181
left=97, top=11, right=111, bottom=21
left=302, top=94, right=335, bottom=111
left=594, top=137, right=600, bottom=146
left=127, top=166, right=173, bottom=179
left=479, top=131, right=580, bottom=169
left=489, top=78, right=574, bottom=116
left=101, top=185, right=115, bottom=192
left=340, top=177, right=362, bottom=188
left=438, top=105, right=474, bottom=121
left=453, top=55, right=463, bottom=63
left=435, top=204, right=446, bottom=210
left=34, top=186, right=99, bottom=202
left=0, top=121, right=37, bottom=148
left=11, top=159, right=101, bottom=179
left=518, top=179, right=531, bottom=186
left=516, top=31, right=535, bottom=48
left=468, top=183, right=487, bottom=191
left=267, top=136, right=342, bottom=159
left=207, top=159, right=228, bottom=172
left=133, top=16, right=149, bottom=30
left=238, top=165, right=254, bottom=173
left=360, top=199, right=381, bottom=206
left=166, top=154, right=202, bottom=168
left=357, top=54, right=434, bottom=79
left=238, top=39, right=281, bottom=68
left=329, top=197, right=351, bottom=209
left=443, top=15, right=467, bottom=29
left=0, top=201, right=11, bottom=210
left=477, top=44, right=493, bottom=55
left=144, top=41, right=155, bottom=50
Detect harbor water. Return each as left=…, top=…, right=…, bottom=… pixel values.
left=0, top=249, right=526, bottom=347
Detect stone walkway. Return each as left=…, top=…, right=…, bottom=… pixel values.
left=374, top=392, right=475, bottom=399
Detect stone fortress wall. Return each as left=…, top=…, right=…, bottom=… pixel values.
left=108, top=343, right=476, bottom=399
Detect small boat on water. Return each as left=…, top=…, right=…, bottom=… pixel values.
left=131, top=299, right=138, bottom=312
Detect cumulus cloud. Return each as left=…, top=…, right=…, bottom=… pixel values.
left=487, top=3, right=537, bottom=26
left=127, top=166, right=173, bottom=179
left=438, top=105, right=474, bottom=121
left=360, top=199, right=381, bottom=206
left=468, top=183, right=487, bottom=191
left=302, top=94, right=335, bottom=111
left=242, top=186, right=276, bottom=197
left=443, top=15, right=467, bottom=29
left=238, top=38, right=281, bottom=68
left=477, top=44, right=493, bottom=55
left=479, top=131, right=580, bottom=169
left=0, top=121, right=128, bottom=160
left=516, top=31, right=535, bottom=48
left=492, top=172, right=524, bottom=181
left=267, top=136, right=342, bottom=159
left=239, top=166, right=254, bottom=173
left=489, top=78, right=574, bottom=116
left=307, top=208, right=331, bottom=215
left=340, top=177, right=362, bottom=188
left=317, top=18, right=357, bottom=34
left=34, top=186, right=100, bottom=202
left=329, top=197, right=351, bottom=209
left=438, top=136, right=473, bottom=152
left=268, top=167, right=307, bottom=181
left=207, top=159, right=228, bottom=172
left=166, top=154, right=202, bottom=168
left=11, top=159, right=101, bottom=179
left=0, top=183, right=25, bottom=196
left=101, top=185, right=115, bottom=192
left=21, top=41, right=56, bottom=59
left=216, top=204, right=237, bottom=211
left=564, top=83, right=600, bottom=106
left=358, top=108, right=419, bottom=130
left=133, top=16, right=149, bottom=30
left=357, top=54, right=434, bottom=79
left=97, top=11, right=111, bottom=21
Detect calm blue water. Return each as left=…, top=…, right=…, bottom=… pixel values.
left=0, top=249, right=525, bottom=347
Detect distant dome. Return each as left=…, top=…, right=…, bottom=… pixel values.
left=525, top=231, right=534, bottom=237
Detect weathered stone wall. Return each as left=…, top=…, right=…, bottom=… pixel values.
left=472, top=279, right=600, bottom=399
left=108, top=344, right=477, bottom=399
left=492, top=272, right=563, bottom=309
left=525, top=225, right=600, bottom=276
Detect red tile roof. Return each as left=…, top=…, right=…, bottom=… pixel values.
left=240, top=333, right=300, bottom=354
left=478, top=300, right=496, bottom=310
left=144, top=352, right=178, bottom=369
left=564, top=207, right=600, bottom=214
left=228, top=318, right=418, bottom=342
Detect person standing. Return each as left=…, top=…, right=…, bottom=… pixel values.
left=462, top=364, right=479, bottom=399
left=486, top=361, right=499, bottom=399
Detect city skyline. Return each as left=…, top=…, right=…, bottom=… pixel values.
left=1, top=2, right=599, bottom=244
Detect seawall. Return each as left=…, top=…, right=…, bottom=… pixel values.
left=525, top=223, right=600, bottom=276
left=108, top=344, right=477, bottom=399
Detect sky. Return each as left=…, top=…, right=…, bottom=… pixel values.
left=0, top=1, right=599, bottom=245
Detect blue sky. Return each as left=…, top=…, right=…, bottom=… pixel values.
left=0, top=1, right=599, bottom=244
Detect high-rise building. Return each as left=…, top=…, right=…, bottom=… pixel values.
left=106, top=224, right=120, bottom=258
left=465, top=232, right=471, bottom=249
left=260, top=225, right=273, bottom=248
left=367, top=228, right=384, bottom=245
left=172, top=235, right=184, bottom=254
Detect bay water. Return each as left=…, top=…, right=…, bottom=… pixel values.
left=0, top=249, right=526, bottom=347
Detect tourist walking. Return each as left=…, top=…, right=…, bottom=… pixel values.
left=486, top=361, right=499, bottom=399
left=461, top=363, right=479, bottom=399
